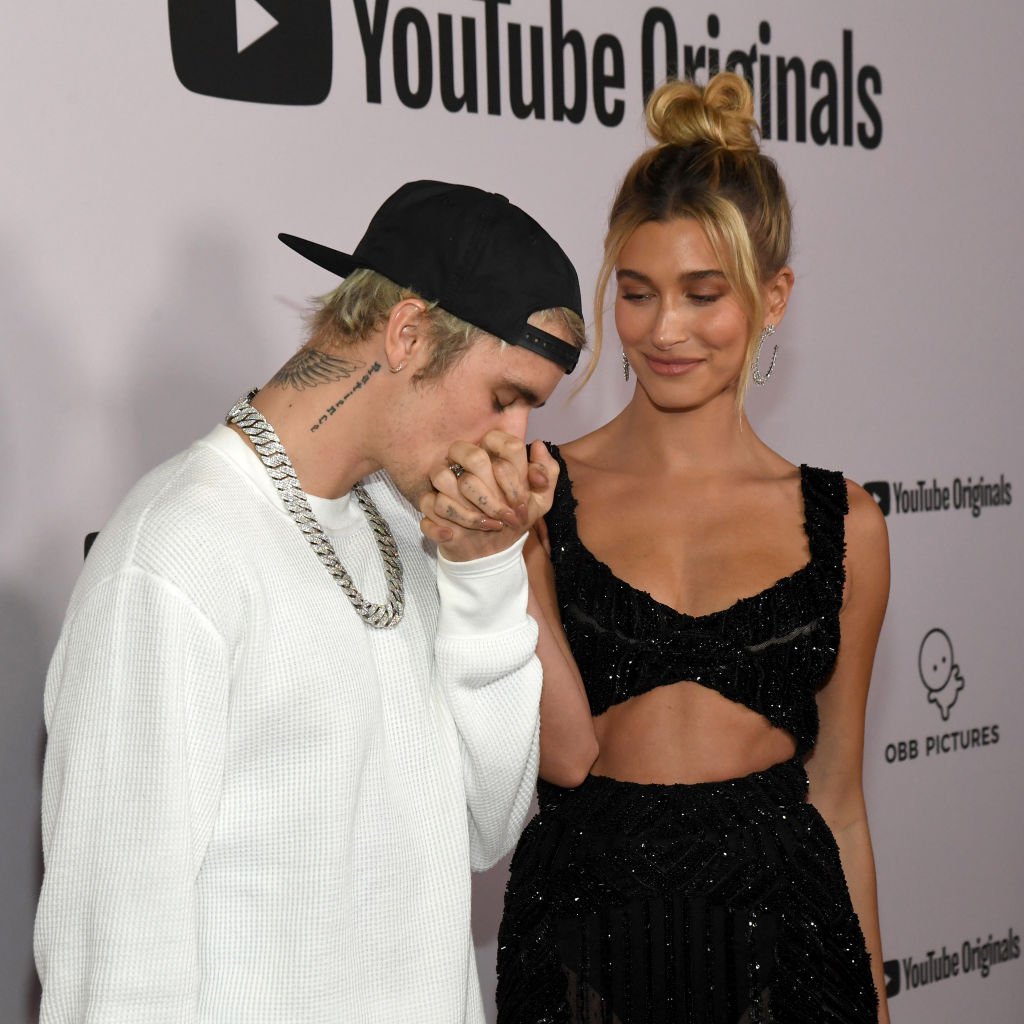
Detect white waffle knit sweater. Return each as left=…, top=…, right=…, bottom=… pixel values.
left=36, top=424, right=541, bottom=1024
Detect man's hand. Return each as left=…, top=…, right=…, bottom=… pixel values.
left=419, top=434, right=559, bottom=561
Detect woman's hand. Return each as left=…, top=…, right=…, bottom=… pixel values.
left=419, top=434, right=559, bottom=562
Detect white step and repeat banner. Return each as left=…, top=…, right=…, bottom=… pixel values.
left=3, top=2, right=1022, bottom=1021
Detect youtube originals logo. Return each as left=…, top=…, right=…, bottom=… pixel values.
left=168, top=0, right=332, bottom=105
left=863, top=474, right=1011, bottom=518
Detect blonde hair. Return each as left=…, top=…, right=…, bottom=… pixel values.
left=587, top=72, right=792, bottom=406
left=306, top=268, right=584, bottom=381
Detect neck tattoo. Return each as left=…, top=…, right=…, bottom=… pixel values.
left=226, top=389, right=405, bottom=628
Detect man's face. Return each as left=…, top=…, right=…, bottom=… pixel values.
left=384, top=328, right=571, bottom=505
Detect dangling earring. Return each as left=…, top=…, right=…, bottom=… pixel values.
left=622, top=349, right=630, bottom=382
left=752, top=325, right=778, bottom=386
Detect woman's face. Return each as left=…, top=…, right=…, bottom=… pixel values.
left=615, top=217, right=751, bottom=410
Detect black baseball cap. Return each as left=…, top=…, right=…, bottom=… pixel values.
left=279, top=180, right=583, bottom=373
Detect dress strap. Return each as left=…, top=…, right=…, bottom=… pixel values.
left=542, top=442, right=579, bottom=562
left=800, top=465, right=848, bottom=594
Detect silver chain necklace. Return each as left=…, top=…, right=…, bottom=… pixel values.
left=226, top=390, right=404, bottom=628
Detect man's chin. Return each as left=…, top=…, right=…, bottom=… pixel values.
left=387, top=473, right=431, bottom=513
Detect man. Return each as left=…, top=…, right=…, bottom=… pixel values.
left=35, top=180, right=584, bottom=1023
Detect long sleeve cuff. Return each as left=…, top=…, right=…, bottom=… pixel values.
left=435, top=534, right=529, bottom=637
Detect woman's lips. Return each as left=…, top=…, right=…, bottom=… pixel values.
left=644, top=355, right=703, bottom=376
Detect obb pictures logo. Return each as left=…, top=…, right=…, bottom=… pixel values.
left=919, top=628, right=965, bottom=721
left=168, top=0, right=332, bottom=104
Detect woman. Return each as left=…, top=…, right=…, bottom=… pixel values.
left=494, top=73, right=891, bottom=1023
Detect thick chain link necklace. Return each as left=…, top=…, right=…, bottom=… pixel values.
left=226, top=390, right=404, bottom=628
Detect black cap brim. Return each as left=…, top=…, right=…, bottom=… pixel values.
left=278, top=233, right=365, bottom=279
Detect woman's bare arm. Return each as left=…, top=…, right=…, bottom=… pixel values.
left=805, top=481, right=891, bottom=1024
left=525, top=526, right=599, bottom=787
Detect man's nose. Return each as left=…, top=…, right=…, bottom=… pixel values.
left=503, top=405, right=530, bottom=440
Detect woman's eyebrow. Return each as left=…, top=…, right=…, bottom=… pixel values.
left=616, top=268, right=726, bottom=283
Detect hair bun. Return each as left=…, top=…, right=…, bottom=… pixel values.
left=646, top=72, right=760, bottom=156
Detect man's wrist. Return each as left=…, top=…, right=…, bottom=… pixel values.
left=436, top=534, right=529, bottom=636
left=436, top=526, right=528, bottom=563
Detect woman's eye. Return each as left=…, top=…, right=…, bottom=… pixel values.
left=689, top=293, right=720, bottom=305
left=493, top=397, right=513, bottom=413
left=621, top=291, right=653, bottom=303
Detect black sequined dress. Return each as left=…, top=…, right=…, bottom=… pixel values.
left=496, top=445, right=879, bottom=1024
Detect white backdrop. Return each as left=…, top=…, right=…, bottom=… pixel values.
left=3, top=2, right=1023, bottom=1021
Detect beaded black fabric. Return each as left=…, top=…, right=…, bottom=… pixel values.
left=496, top=446, right=879, bottom=1023
left=497, top=761, right=878, bottom=1023
left=542, top=443, right=849, bottom=755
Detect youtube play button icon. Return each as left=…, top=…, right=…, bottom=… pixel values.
left=169, top=0, right=332, bottom=105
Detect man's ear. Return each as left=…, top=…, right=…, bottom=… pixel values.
left=763, top=266, right=794, bottom=328
left=383, top=299, right=429, bottom=373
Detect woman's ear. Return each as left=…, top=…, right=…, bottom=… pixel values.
left=764, top=266, right=795, bottom=328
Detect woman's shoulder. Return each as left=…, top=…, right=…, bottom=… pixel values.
left=541, top=427, right=630, bottom=530
left=794, top=468, right=888, bottom=609
left=548, top=419, right=626, bottom=475
left=796, top=459, right=880, bottom=519
left=829, top=477, right=891, bottom=618
left=796, top=464, right=886, bottom=535
left=547, top=425, right=607, bottom=463
left=843, top=477, right=890, bottom=555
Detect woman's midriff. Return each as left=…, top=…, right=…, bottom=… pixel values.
left=590, top=679, right=798, bottom=785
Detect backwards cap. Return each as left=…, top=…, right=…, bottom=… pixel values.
left=279, top=180, right=583, bottom=372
